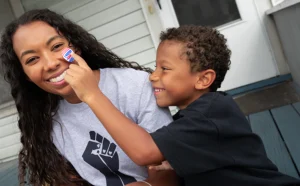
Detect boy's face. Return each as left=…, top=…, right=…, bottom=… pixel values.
left=150, top=40, right=203, bottom=109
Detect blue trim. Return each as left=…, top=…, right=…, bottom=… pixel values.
left=226, top=74, right=293, bottom=96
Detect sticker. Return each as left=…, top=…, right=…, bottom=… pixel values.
left=62, top=48, right=74, bottom=62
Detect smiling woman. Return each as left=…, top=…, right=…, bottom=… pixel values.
left=12, top=21, right=82, bottom=101
left=0, top=9, right=177, bottom=186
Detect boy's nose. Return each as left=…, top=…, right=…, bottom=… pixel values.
left=149, top=72, right=159, bottom=82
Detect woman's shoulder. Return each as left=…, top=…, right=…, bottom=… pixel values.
left=101, top=67, right=149, bottom=75
left=100, top=68, right=150, bottom=83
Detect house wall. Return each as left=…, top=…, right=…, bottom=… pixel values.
left=254, top=0, right=290, bottom=75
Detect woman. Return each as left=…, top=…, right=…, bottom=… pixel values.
left=0, top=9, right=177, bottom=186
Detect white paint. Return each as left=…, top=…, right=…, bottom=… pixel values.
left=0, top=114, right=18, bottom=127
left=0, top=143, right=21, bottom=160
left=254, top=0, right=290, bottom=75
left=49, top=0, right=94, bottom=15
left=64, top=0, right=125, bottom=22
left=125, top=48, right=156, bottom=65
left=112, top=36, right=153, bottom=58
left=267, top=0, right=300, bottom=14
left=0, top=121, right=19, bottom=139
left=0, top=132, right=20, bottom=149
left=139, top=0, right=164, bottom=48
left=271, top=0, right=285, bottom=6
left=89, top=10, right=145, bottom=39
left=77, top=0, right=141, bottom=30
left=100, top=23, right=150, bottom=49
left=142, top=0, right=281, bottom=90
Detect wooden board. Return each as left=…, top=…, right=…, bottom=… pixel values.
left=271, top=105, right=300, bottom=175
left=249, top=110, right=299, bottom=178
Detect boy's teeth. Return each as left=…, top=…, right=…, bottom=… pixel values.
left=49, top=71, right=67, bottom=82
left=155, top=88, right=164, bottom=92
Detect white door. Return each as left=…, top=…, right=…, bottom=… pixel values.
left=146, top=0, right=279, bottom=91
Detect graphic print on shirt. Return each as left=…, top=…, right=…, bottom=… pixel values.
left=82, top=131, right=136, bottom=186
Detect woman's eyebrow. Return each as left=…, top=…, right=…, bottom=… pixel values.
left=20, top=50, right=36, bottom=59
left=46, top=35, right=64, bottom=46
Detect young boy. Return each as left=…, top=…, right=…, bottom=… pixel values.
left=82, top=25, right=300, bottom=186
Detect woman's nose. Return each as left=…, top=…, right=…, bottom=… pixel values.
left=44, top=54, right=60, bottom=71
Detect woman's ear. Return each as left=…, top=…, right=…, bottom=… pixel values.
left=195, top=69, right=216, bottom=90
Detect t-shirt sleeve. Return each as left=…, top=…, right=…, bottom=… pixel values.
left=136, top=74, right=173, bottom=133
left=150, top=112, right=234, bottom=177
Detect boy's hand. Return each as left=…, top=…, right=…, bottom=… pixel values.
left=149, top=161, right=174, bottom=171
left=126, top=167, right=179, bottom=186
left=63, top=48, right=101, bottom=103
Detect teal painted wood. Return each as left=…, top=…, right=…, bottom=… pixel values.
left=226, top=74, right=292, bottom=96
left=0, top=169, right=18, bottom=186
left=249, top=110, right=299, bottom=178
left=293, top=102, right=300, bottom=113
left=271, top=104, right=300, bottom=176
left=0, top=160, right=18, bottom=186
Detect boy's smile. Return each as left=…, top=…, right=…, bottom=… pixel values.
left=150, top=40, right=203, bottom=109
left=154, top=88, right=166, bottom=95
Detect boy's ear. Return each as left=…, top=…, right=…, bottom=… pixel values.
left=195, top=69, right=216, bottom=90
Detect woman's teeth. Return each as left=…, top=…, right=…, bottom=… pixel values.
left=49, top=71, right=67, bottom=82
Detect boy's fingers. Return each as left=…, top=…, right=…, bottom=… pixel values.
left=70, top=51, right=89, bottom=69
left=62, top=48, right=89, bottom=69
left=148, top=165, right=165, bottom=171
left=148, top=161, right=173, bottom=171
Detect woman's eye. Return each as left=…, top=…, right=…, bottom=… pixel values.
left=25, top=57, right=38, bottom=64
left=52, top=44, right=63, bottom=51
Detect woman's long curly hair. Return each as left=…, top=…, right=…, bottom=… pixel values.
left=0, top=9, right=152, bottom=186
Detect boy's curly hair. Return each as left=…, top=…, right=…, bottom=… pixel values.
left=160, top=25, right=231, bottom=91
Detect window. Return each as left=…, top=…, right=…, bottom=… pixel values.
left=171, top=0, right=241, bottom=27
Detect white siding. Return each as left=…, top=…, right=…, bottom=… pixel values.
left=0, top=102, right=19, bottom=162
left=50, top=0, right=157, bottom=68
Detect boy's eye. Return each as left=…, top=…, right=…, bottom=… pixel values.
left=162, top=67, right=169, bottom=70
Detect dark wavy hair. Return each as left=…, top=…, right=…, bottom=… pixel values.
left=160, top=25, right=231, bottom=91
left=0, top=9, right=152, bottom=186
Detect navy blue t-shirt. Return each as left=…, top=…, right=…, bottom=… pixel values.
left=151, top=92, right=300, bottom=186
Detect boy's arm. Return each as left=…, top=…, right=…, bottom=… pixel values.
left=87, top=90, right=166, bottom=166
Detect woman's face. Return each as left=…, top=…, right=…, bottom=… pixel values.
left=13, top=21, right=77, bottom=100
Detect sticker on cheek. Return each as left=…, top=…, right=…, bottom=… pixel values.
left=62, top=48, right=75, bottom=62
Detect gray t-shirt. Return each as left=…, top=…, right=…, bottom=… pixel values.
left=52, top=68, right=173, bottom=186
